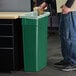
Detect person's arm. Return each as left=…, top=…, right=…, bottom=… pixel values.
left=61, top=0, right=75, bottom=14
left=39, top=2, right=48, bottom=10
left=39, top=0, right=51, bottom=10
left=65, top=0, right=75, bottom=8
left=44, top=0, right=51, bottom=4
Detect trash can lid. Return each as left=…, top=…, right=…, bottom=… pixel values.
left=21, top=12, right=50, bottom=19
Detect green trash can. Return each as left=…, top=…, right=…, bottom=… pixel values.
left=21, top=12, right=50, bottom=72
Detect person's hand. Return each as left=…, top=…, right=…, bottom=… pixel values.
left=38, top=6, right=44, bottom=11
left=38, top=2, right=47, bottom=11
left=61, top=5, right=71, bottom=14
left=33, top=2, right=47, bottom=15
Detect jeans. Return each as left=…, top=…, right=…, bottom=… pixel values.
left=60, top=11, right=76, bottom=65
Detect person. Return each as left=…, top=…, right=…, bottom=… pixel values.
left=38, top=0, right=76, bottom=71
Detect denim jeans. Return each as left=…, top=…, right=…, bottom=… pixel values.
left=59, top=11, right=76, bottom=65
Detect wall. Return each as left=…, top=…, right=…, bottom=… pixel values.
left=0, top=0, right=32, bottom=12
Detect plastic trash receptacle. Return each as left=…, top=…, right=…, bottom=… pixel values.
left=21, top=12, right=50, bottom=72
